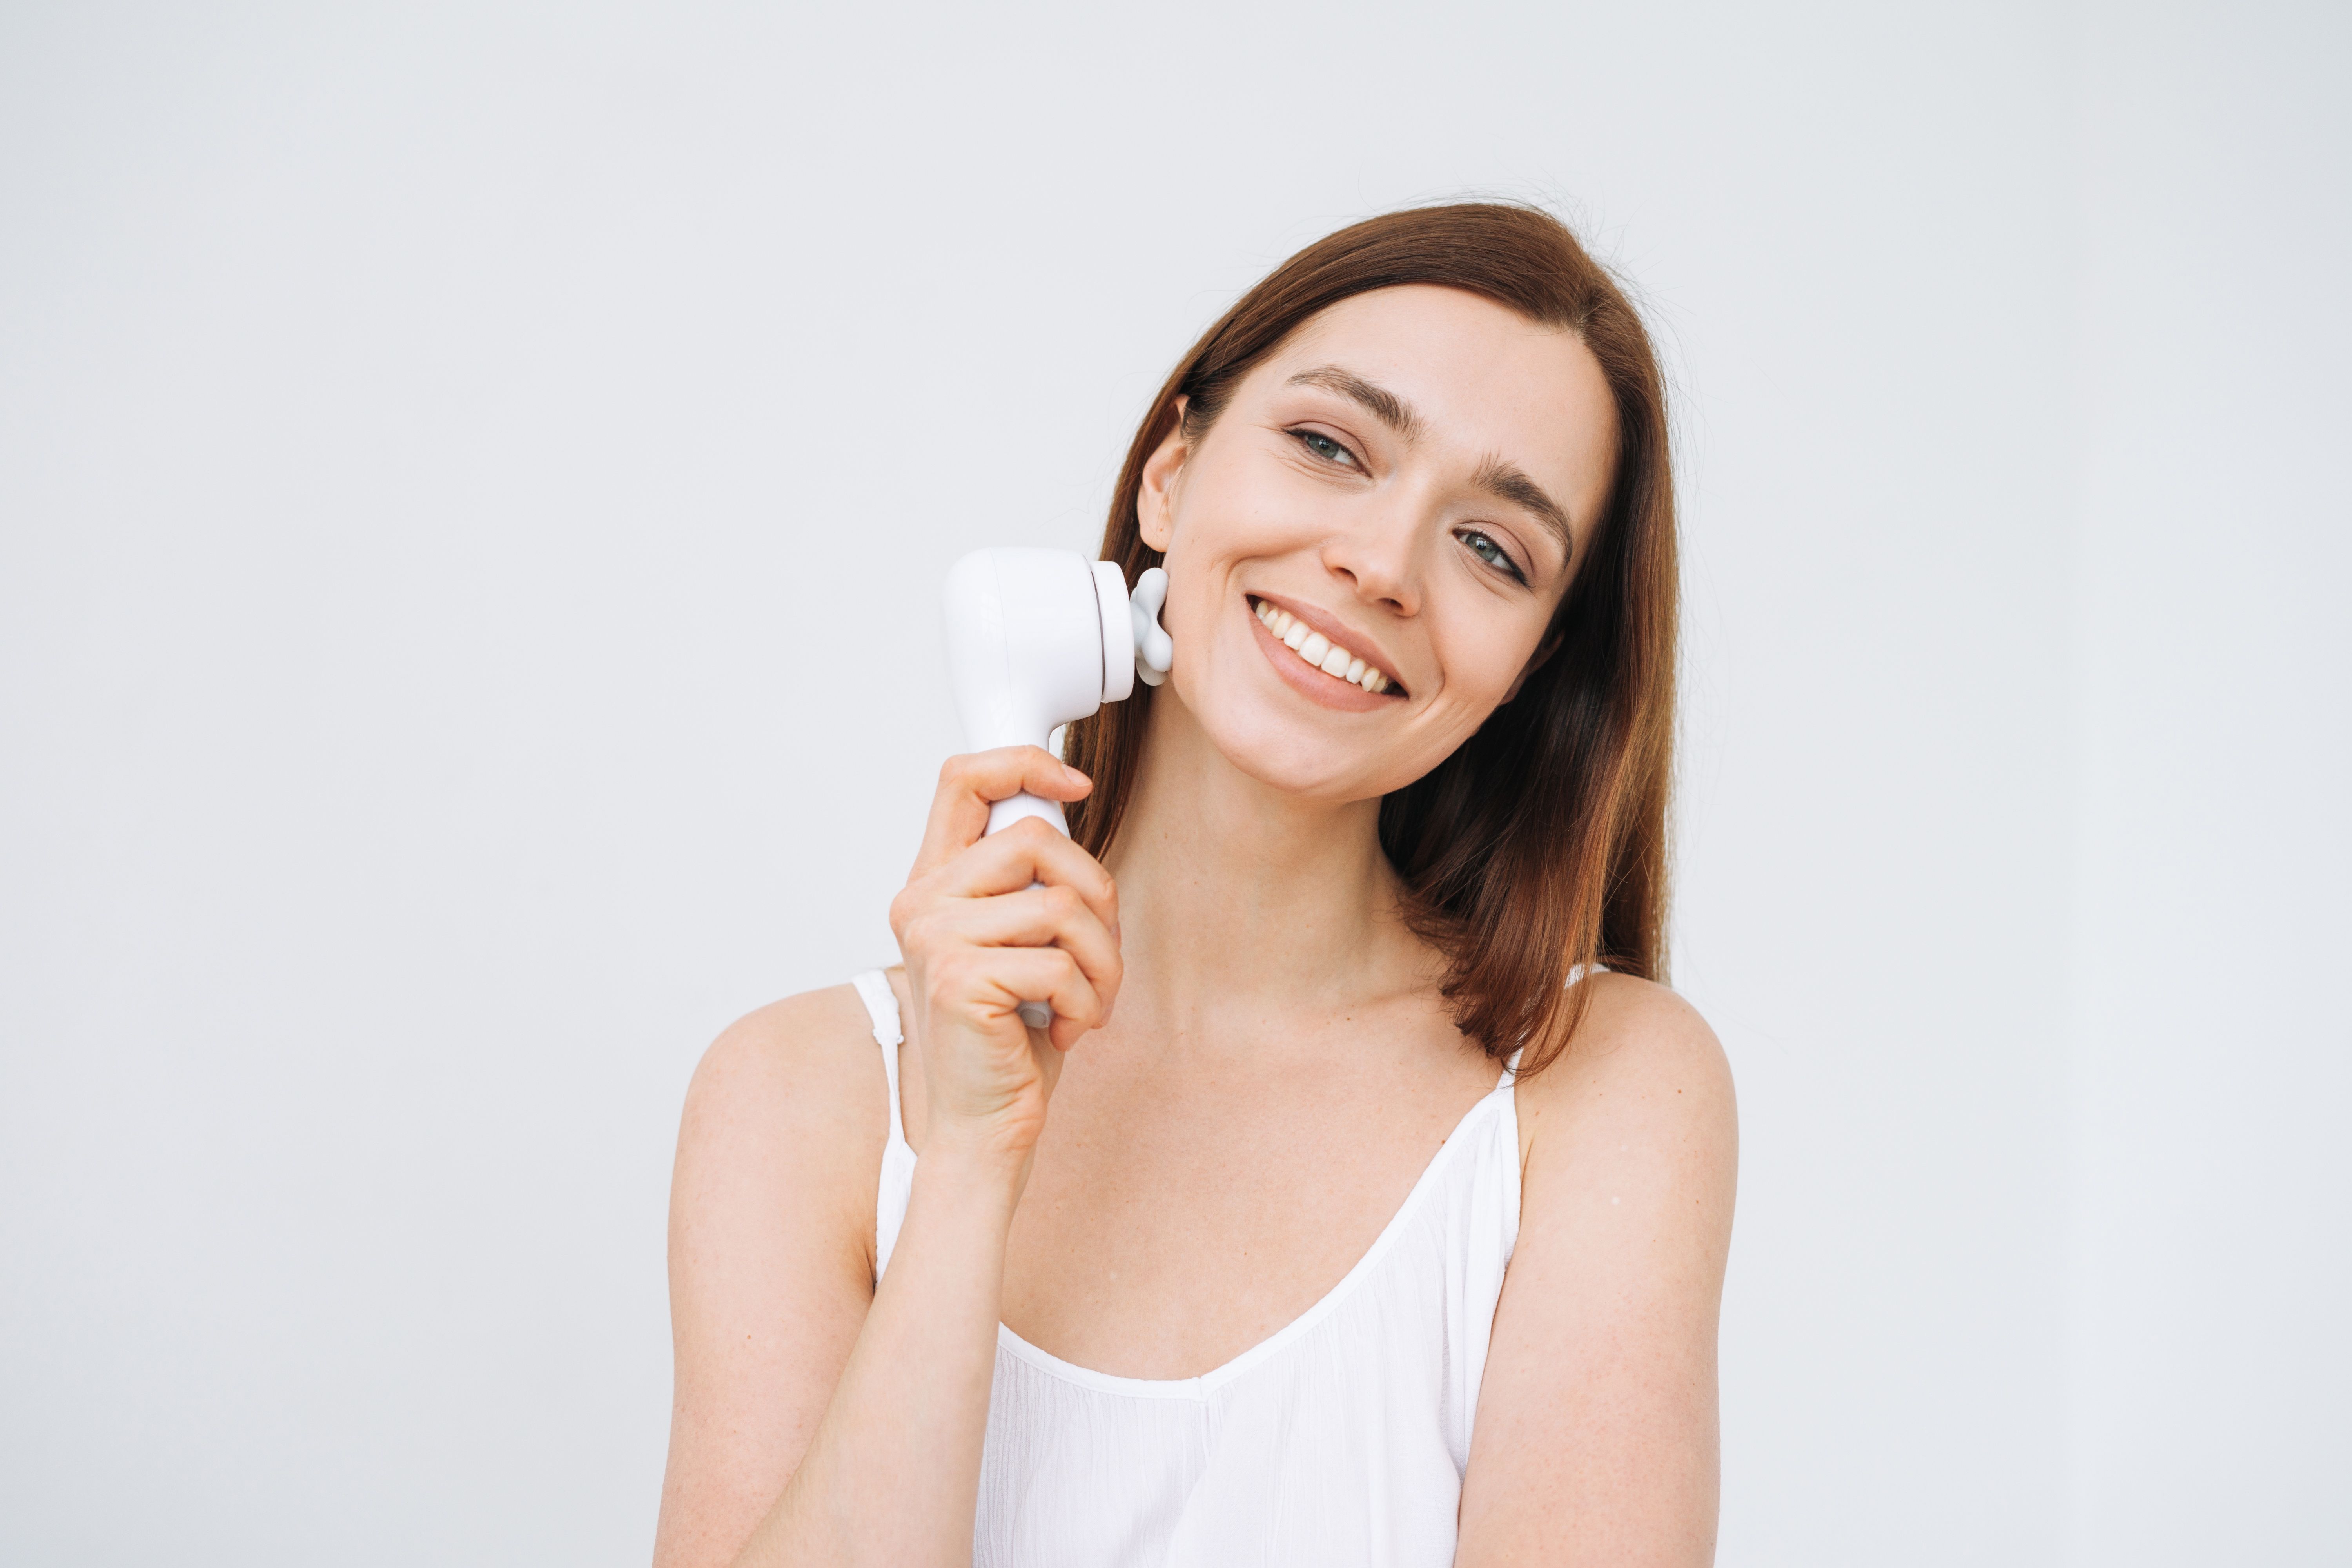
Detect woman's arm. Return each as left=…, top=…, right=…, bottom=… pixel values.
left=652, top=986, right=895, bottom=1567
left=1455, top=973, right=1739, bottom=1567
left=652, top=748, right=1122, bottom=1568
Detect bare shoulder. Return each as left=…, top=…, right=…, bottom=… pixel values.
left=672, top=981, right=893, bottom=1276
left=1514, top=971, right=1737, bottom=1184
left=684, top=984, right=889, bottom=1151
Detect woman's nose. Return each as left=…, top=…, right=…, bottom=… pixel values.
left=1319, top=505, right=1423, bottom=617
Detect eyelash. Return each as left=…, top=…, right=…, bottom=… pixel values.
left=1285, top=427, right=1530, bottom=586
left=1290, top=428, right=1359, bottom=468
left=1456, top=528, right=1528, bottom=585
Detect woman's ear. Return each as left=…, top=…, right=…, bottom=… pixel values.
left=1501, top=629, right=1564, bottom=704
left=1138, top=397, right=1190, bottom=553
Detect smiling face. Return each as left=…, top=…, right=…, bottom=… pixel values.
left=1136, top=283, right=1619, bottom=803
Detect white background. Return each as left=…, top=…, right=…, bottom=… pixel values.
left=2, top=2, right=2344, bottom=1563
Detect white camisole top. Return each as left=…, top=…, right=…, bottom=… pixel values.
left=849, top=969, right=1526, bottom=1567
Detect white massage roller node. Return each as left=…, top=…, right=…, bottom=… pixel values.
left=940, top=548, right=1175, bottom=1028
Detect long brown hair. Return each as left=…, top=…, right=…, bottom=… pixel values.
left=1063, top=202, right=1677, bottom=1076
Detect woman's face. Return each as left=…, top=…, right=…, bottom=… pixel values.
left=1140, top=283, right=1618, bottom=802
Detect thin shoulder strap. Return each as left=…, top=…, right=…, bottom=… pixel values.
left=853, top=969, right=918, bottom=1282
left=850, top=969, right=907, bottom=1150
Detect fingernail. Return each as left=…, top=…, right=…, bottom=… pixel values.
left=1064, top=765, right=1088, bottom=785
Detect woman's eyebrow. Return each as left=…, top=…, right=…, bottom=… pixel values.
left=1470, top=453, right=1575, bottom=559
left=1285, top=365, right=1427, bottom=443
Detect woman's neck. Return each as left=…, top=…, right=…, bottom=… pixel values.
left=1100, top=696, right=1431, bottom=1027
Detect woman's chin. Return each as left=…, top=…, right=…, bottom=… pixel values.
left=1173, top=694, right=1399, bottom=805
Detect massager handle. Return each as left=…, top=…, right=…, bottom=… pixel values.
left=986, top=792, right=1071, bottom=837
left=990, top=795, right=1071, bottom=1027
left=942, top=549, right=1170, bottom=1027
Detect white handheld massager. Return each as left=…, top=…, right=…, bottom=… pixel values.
left=941, top=548, right=1174, bottom=1027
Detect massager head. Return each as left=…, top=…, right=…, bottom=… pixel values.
left=941, top=547, right=1172, bottom=835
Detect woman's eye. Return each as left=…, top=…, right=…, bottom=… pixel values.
left=1459, top=529, right=1527, bottom=584
left=1292, top=430, right=1359, bottom=468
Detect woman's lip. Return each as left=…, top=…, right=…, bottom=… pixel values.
left=1245, top=595, right=1405, bottom=711
left=1248, top=592, right=1405, bottom=693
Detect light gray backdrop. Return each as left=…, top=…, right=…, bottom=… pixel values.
left=2, top=2, right=2344, bottom=1563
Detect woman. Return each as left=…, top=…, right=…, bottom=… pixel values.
left=655, top=203, right=1737, bottom=1567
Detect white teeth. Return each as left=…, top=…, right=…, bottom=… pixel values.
left=1253, top=597, right=1396, bottom=697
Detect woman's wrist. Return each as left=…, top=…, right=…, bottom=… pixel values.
left=908, top=1129, right=1034, bottom=1214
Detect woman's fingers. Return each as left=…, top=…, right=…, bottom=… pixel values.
left=911, top=748, right=1093, bottom=880
left=892, top=747, right=1124, bottom=1092
left=923, top=817, right=1118, bottom=929
left=890, top=750, right=1120, bottom=1152
left=933, top=944, right=1104, bottom=1044
left=889, top=818, right=1121, bottom=965
left=908, top=882, right=1122, bottom=1027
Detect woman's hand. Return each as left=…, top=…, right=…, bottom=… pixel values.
left=889, top=747, right=1123, bottom=1169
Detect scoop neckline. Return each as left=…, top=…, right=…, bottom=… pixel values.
left=985, top=1077, right=1517, bottom=1401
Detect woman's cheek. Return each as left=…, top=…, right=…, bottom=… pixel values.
left=1471, top=629, right=1544, bottom=707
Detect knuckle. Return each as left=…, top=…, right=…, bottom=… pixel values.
left=897, top=911, right=936, bottom=956
left=932, top=949, right=975, bottom=992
